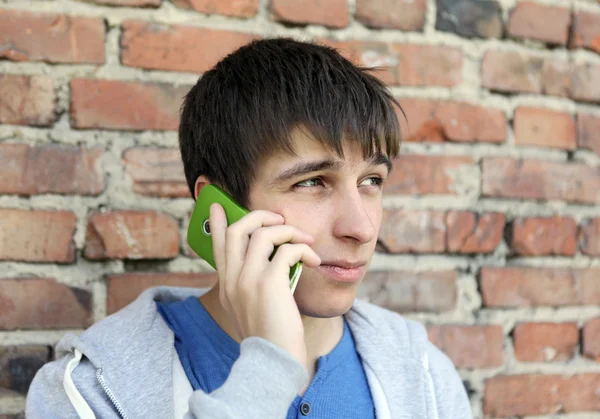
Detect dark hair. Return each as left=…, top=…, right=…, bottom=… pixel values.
left=179, top=37, right=402, bottom=207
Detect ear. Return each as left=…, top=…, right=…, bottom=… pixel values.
left=193, top=176, right=212, bottom=200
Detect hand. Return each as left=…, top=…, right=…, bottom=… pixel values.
left=209, top=203, right=321, bottom=367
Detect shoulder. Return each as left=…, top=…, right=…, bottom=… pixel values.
left=424, top=342, right=473, bottom=418
left=26, top=354, right=75, bottom=418
left=26, top=350, right=118, bottom=418
left=348, top=299, right=472, bottom=418
left=348, top=298, right=431, bottom=358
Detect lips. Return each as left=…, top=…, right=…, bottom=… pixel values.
left=320, top=260, right=366, bottom=269
left=317, top=261, right=366, bottom=282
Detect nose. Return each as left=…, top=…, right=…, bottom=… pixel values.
left=331, top=188, right=377, bottom=244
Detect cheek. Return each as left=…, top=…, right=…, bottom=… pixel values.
left=274, top=202, right=329, bottom=236
left=370, top=204, right=383, bottom=230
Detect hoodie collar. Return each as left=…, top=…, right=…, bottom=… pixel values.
left=57, top=286, right=432, bottom=418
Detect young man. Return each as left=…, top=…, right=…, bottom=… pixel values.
left=26, top=38, right=472, bottom=418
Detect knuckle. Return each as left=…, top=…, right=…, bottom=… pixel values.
left=278, top=243, right=293, bottom=254
left=276, top=243, right=300, bottom=260
left=238, top=277, right=253, bottom=294
left=251, top=227, right=268, bottom=241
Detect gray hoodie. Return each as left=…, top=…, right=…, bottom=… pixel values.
left=26, top=286, right=472, bottom=418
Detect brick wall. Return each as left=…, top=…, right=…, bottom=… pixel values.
left=1, top=0, right=600, bottom=417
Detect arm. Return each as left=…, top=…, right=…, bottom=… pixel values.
left=187, top=337, right=308, bottom=419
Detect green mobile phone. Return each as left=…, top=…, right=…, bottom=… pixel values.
left=188, top=184, right=302, bottom=294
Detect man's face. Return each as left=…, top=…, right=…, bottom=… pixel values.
left=248, top=128, right=391, bottom=318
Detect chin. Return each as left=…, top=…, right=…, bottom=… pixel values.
left=292, top=274, right=361, bottom=318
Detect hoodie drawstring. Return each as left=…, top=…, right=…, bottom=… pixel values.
left=63, top=349, right=96, bottom=419
left=63, top=349, right=128, bottom=419
left=423, top=353, right=440, bottom=419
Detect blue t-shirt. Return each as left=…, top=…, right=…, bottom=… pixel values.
left=157, top=296, right=375, bottom=418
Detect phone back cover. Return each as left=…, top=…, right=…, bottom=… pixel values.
left=187, top=185, right=248, bottom=269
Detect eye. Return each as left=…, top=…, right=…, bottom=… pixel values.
left=294, top=177, right=323, bottom=188
left=361, top=176, right=385, bottom=187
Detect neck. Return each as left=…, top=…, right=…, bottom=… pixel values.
left=199, top=286, right=344, bottom=385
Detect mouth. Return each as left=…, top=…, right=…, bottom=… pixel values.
left=320, top=260, right=367, bottom=269
left=317, top=260, right=366, bottom=282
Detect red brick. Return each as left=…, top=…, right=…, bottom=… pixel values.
left=446, top=212, right=505, bottom=254
left=394, top=44, right=462, bottom=87
left=513, top=322, right=579, bottom=362
left=398, top=98, right=506, bottom=143
left=482, top=157, right=600, bottom=204
left=84, top=211, right=180, bottom=260
left=400, top=98, right=446, bottom=141
left=0, top=10, right=104, bottom=64
left=571, top=10, right=600, bottom=54
left=482, top=51, right=544, bottom=94
left=0, top=210, right=76, bottom=263
left=428, top=325, right=504, bottom=369
left=107, top=272, right=217, bottom=314
left=484, top=374, right=600, bottom=416
left=583, top=318, right=600, bottom=362
left=481, top=267, right=600, bottom=307
left=123, top=148, right=189, bottom=197
left=540, top=58, right=574, bottom=97
left=384, top=155, right=474, bottom=195
left=379, top=210, right=446, bottom=253
left=0, top=74, right=55, bottom=126
left=355, top=0, right=426, bottom=31
left=70, top=79, right=189, bottom=131
left=508, top=2, right=570, bottom=45
left=578, top=113, right=600, bottom=156
left=0, top=278, right=91, bottom=330
left=482, top=52, right=600, bottom=102
left=379, top=210, right=503, bottom=254
left=0, top=144, right=104, bottom=196
left=271, top=0, right=349, bottom=28
left=0, top=346, right=50, bottom=395
left=514, top=107, right=576, bottom=150
left=87, top=0, right=160, bottom=6
left=571, top=62, right=600, bottom=103
left=580, top=218, right=600, bottom=256
left=121, top=21, right=255, bottom=73
left=324, top=41, right=462, bottom=87
left=172, top=0, right=258, bottom=17
left=359, top=271, right=456, bottom=312
left=511, top=216, right=577, bottom=256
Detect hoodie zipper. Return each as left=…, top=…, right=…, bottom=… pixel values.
left=96, top=369, right=128, bottom=419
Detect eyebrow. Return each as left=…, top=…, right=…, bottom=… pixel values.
left=270, top=154, right=393, bottom=186
left=370, top=154, right=393, bottom=174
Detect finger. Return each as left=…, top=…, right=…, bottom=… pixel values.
left=210, top=203, right=234, bottom=313
left=225, top=210, right=285, bottom=283
left=209, top=203, right=228, bottom=276
left=268, top=243, right=322, bottom=278
left=244, top=225, right=314, bottom=269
